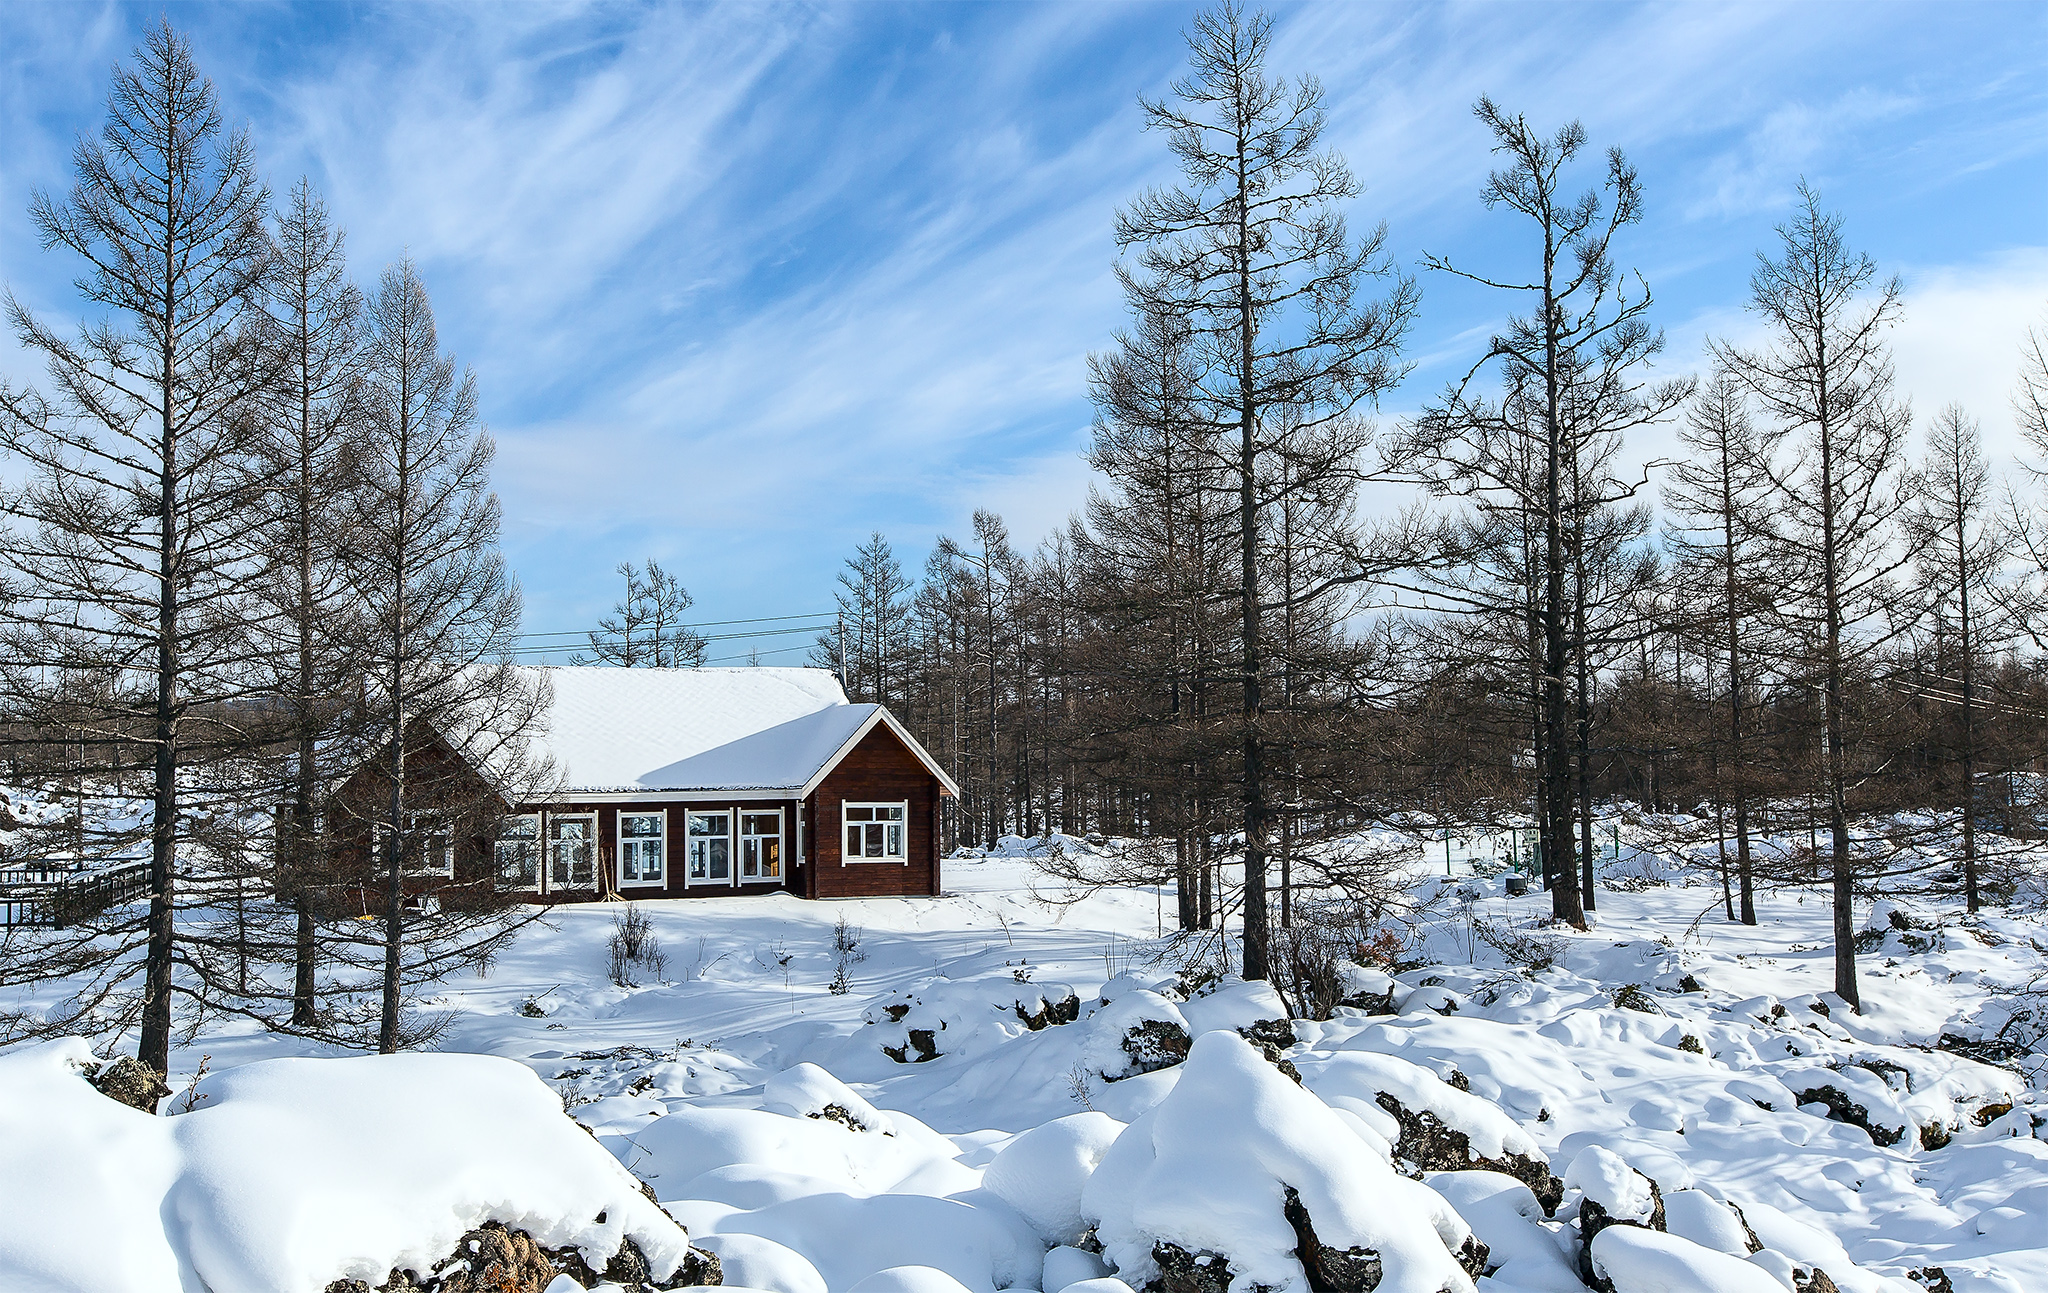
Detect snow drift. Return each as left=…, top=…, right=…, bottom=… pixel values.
left=0, top=1038, right=702, bottom=1293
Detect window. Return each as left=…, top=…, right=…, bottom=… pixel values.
left=740, top=811, right=782, bottom=881
left=405, top=816, right=453, bottom=876
left=686, top=811, right=731, bottom=885
left=619, top=812, right=666, bottom=887
left=843, top=802, right=907, bottom=862
left=495, top=815, right=540, bottom=889
left=549, top=814, right=596, bottom=889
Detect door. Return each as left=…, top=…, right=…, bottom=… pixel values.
left=685, top=810, right=732, bottom=887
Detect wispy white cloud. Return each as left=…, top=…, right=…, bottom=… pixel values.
left=0, top=1, right=2038, bottom=644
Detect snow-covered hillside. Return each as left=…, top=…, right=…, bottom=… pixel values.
left=2, top=850, right=2043, bottom=1293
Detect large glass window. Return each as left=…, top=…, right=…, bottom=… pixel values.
left=619, top=812, right=666, bottom=886
left=843, top=802, right=906, bottom=861
left=495, top=815, right=540, bottom=889
left=740, top=811, right=782, bottom=881
left=549, top=814, right=596, bottom=889
left=686, top=811, right=730, bottom=884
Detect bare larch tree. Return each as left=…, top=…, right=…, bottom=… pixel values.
left=0, top=21, right=273, bottom=1072
left=1113, top=0, right=1416, bottom=977
left=347, top=257, right=535, bottom=1053
left=1713, top=184, right=1912, bottom=1012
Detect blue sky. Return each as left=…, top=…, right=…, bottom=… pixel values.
left=2, top=2, right=2043, bottom=664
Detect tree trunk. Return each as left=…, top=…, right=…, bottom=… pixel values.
left=140, top=307, right=181, bottom=1077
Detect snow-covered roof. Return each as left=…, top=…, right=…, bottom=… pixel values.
left=514, top=666, right=955, bottom=798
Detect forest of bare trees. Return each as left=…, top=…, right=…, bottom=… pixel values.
left=807, top=4, right=2048, bottom=1003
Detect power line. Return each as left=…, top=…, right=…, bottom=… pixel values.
left=703, top=642, right=817, bottom=665
left=504, top=622, right=835, bottom=659
left=512, top=610, right=834, bottom=642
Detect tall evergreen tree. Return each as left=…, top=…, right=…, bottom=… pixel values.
left=1663, top=372, right=1777, bottom=925
left=813, top=533, right=913, bottom=706
left=1392, top=100, right=1681, bottom=927
left=1906, top=405, right=2004, bottom=912
left=580, top=559, right=705, bottom=668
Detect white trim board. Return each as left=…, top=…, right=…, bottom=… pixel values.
left=796, top=707, right=961, bottom=801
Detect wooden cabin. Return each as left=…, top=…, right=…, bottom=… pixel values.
left=324, top=667, right=958, bottom=904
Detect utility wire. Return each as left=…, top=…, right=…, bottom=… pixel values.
left=512, top=610, right=834, bottom=642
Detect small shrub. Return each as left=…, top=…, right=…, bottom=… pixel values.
left=1613, top=983, right=1663, bottom=1014
left=833, top=914, right=866, bottom=962
left=1475, top=918, right=1568, bottom=974
left=606, top=903, right=667, bottom=987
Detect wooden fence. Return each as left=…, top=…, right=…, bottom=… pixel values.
left=0, top=862, right=150, bottom=928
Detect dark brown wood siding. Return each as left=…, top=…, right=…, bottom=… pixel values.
left=806, top=723, right=941, bottom=898
left=319, top=726, right=506, bottom=909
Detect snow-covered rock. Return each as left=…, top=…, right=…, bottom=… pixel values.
left=0, top=1039, right=702, bottom=1293
left=1295, top=1049, right=1559, bottom=1209
left=981, top=1112, right=1125, bottom=1246
left=1083, top=981, right=1194, bottom=1082
left=1589, top=1225, right=1782, bottom=1293
left=763, top=1063, right=896, bottom=1135
left=1660, top=1189, right=1760, bottom=1257
left=693, top=1233, right=827, bottom=1293
left=1041, top=1245, right=1112, bottom=1293
left=1426, top=1171, right=1582, bottom=1293
left=1082, top=1030, right=1480, bottom=1293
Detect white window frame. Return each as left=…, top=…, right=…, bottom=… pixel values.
left=548, top=813, right=598, bottom=891
left=841, top=801, right=909, bottom=864
left=684, top=810, right=733, bottom=888
left=495, top=814, right=541, bottom=891
left=617, top=811, right=667, bottom=888
left=738, top=808, right=784, bottom=883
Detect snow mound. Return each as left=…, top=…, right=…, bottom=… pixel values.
left=1566, top=1145, right=1661, bottom=1227
left=1082, top=1030, right=1478, bottom=1293
left=1082, top=983, right=1194, bottom=1081
left=1660, top=1189, right=1759, bottom=1257
left=1588, top=1225, right=1780, bottom=1293
left=630, top=1100, right=961, bottom=1200
left=0, top=1038, right=697, bottom=1293
left=981, top=1111, right=1125, bottom=1246
left=763, top=1062, right=896, bottom=1135
left=1294, top=1048, right=1542, bottom=1162
left=694, top=1233, right=828, bottom=1293
left=845, top=1265, right=980, bottom=1293
left=862, top=974, right=1082, bottom=1065
left=1426, top=1171, right=1582, bottom=1293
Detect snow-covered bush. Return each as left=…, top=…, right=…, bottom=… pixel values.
left=608, top=903, right=669, bottom=987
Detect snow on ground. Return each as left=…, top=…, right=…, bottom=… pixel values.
left=2, top=842, right=2045, bottom=1293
